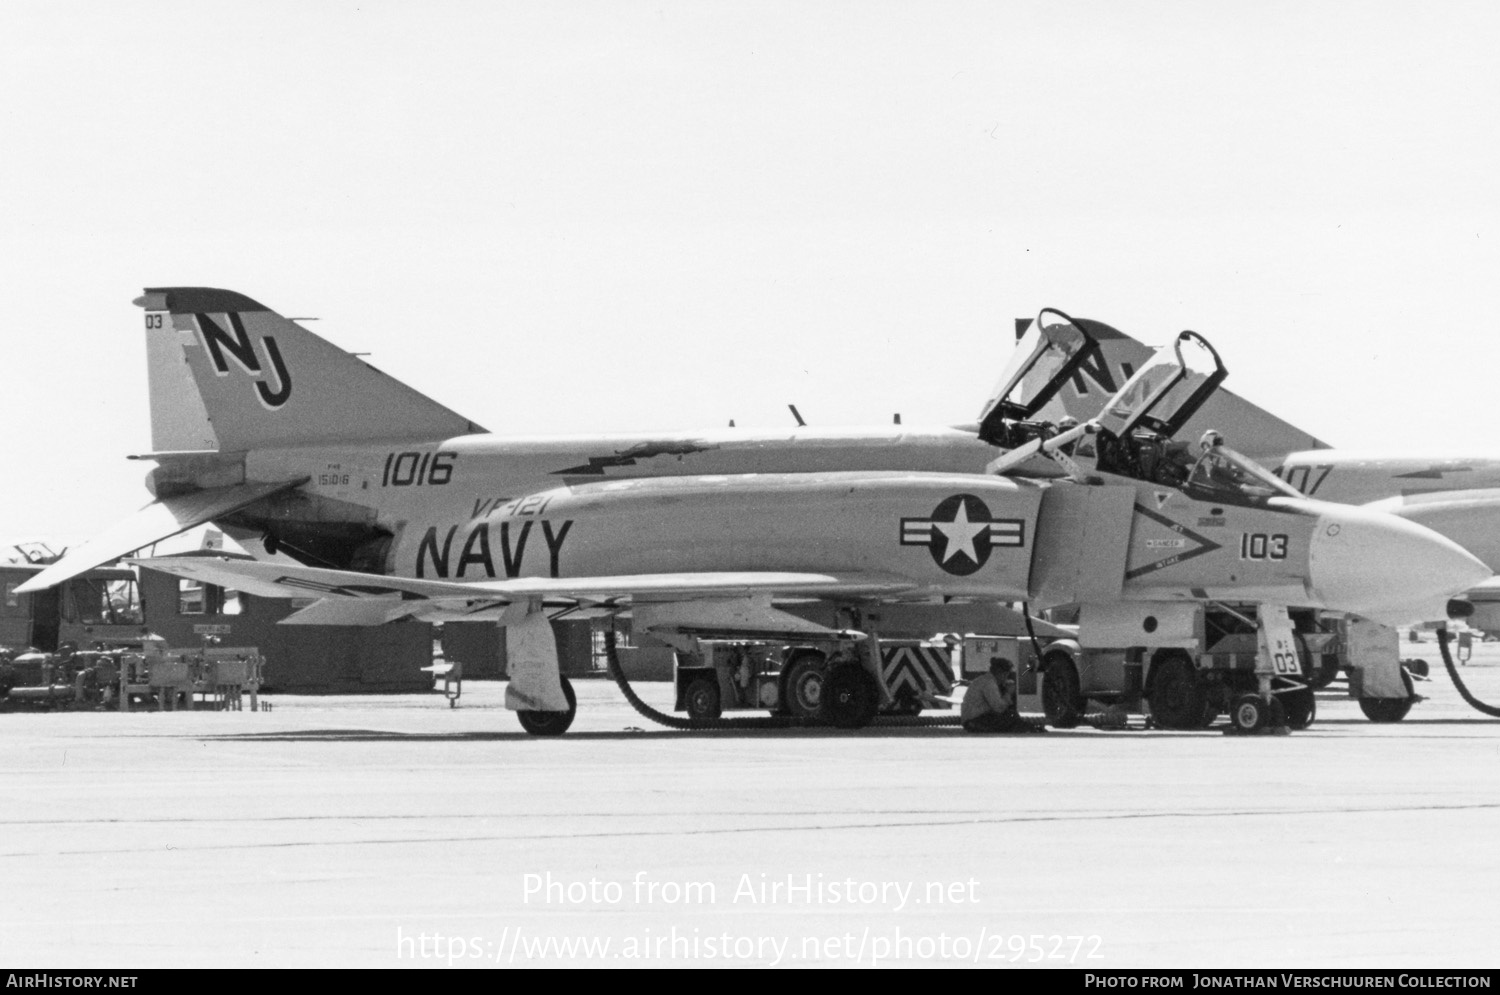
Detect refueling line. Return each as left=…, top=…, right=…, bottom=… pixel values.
left=1436, top=627, right=1500, bottom=718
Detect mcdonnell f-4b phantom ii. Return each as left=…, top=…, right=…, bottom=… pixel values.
left=16, top=290, right=1488, bottom=733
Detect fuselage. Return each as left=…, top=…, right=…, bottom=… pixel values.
left=141, top=426, right=1492, bottom=622
left=1276, top=451, right=1500, bottom=505
left=153, top=423, right=999, bottom=574
left=237, top=423, right=997, bottom=528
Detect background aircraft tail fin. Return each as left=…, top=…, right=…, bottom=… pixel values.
left=136, top=287, right=485, bottom=452
left=1016, top=315, right=1327, bottom=463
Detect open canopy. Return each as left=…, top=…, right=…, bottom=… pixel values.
left=976, top=308, right=1101, bottom=444
left=1097, top=330, right=1227, bottom=440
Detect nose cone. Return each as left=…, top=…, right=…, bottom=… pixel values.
left=1306, top=503, right=1491, bottom=623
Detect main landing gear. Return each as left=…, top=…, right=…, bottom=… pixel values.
left=516, top=675, right=578, bottom=736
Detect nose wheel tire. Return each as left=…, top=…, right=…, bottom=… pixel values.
left=1265, top=694, right=1286, bottom=730
left=517, top=675, right=577, bottom=736
left=1229, top=693, right=1288, bottom=733
left=1230, top=693, right=1268, bottom=733
left=1281, top=686, right=1316, bottom=730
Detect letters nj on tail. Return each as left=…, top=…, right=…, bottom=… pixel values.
left=139, top=286, right=485, bottom=453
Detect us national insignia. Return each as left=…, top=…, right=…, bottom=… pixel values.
left=899, top=494, right=1025, bottom=576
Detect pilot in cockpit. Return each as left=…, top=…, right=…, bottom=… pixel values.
left=1187, top=431, right=1279, bottom=503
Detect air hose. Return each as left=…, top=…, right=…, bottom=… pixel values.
left=1021, top=602, right=1046, bottom=671
left=1437, top=628, right=1500, bottom=718
left=602, top=627, right=961, bottom=730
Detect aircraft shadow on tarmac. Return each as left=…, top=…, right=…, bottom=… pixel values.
left=204, top=726, right=1007, bottom=743
left=199, top=717, right=1500, bottom=743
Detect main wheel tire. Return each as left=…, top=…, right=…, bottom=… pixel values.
left=517, top=675, right=577, bottom=736
left=782, top=653, right=828, bottom=719
left=1359, top=673, right=1415, bottom=722
left=824, top=665, right=880, bottom=729
left=1281, top=686, right=1316, bottom=730
left=683, top=677, right=722, bottom=721
left=1041, top=653, right=1083, bottom=729
left=1148, top=654, right=1207, bottom=730
left=1230, top=693, right=1268, bottom=733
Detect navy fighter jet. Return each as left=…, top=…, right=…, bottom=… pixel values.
left=17, top=290, right=1488, bottom=733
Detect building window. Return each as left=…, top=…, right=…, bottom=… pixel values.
left=105, top=577, right=143, bottom=624
left=179, top=579, right=207, bottom=615
left=63, top=576, right=144, bottom=625
left=178, top=581, right=244, bottom=616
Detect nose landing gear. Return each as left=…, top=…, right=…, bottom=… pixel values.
left=1227, top=692, right=1288, bottom=735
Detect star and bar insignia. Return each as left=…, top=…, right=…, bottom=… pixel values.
left=900, top=494, right=1025, bottom=576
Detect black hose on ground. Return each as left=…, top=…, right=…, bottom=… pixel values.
left=602, top=626, right=960, bottom=730
left=1437, top=628, right=1500, bottom=718
left=603, top=626, right=791, bottom=729
left=1021, top=602, right=1047, bottom=672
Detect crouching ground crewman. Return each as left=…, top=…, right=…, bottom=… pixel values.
left=961, top=657, right=1031, bottom=733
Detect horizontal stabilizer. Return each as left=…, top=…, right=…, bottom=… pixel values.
left=129, top=556, right=917, bottom=621
left=15, top=480, right=305, bottom=593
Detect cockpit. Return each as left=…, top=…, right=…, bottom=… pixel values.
left=982, top=309, right=1303, bottom=509
left=1181, top=433, right=1302, bottom=506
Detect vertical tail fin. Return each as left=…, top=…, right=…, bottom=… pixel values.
left=136, top=287, right=485, bottom=452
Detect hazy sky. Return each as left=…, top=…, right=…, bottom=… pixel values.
left=2, top=1, right=1497, bottom=546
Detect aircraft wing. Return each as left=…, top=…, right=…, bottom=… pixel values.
left=129, top=555, right=919, bottom=626
left=15, top=480, right=307, bottom=594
